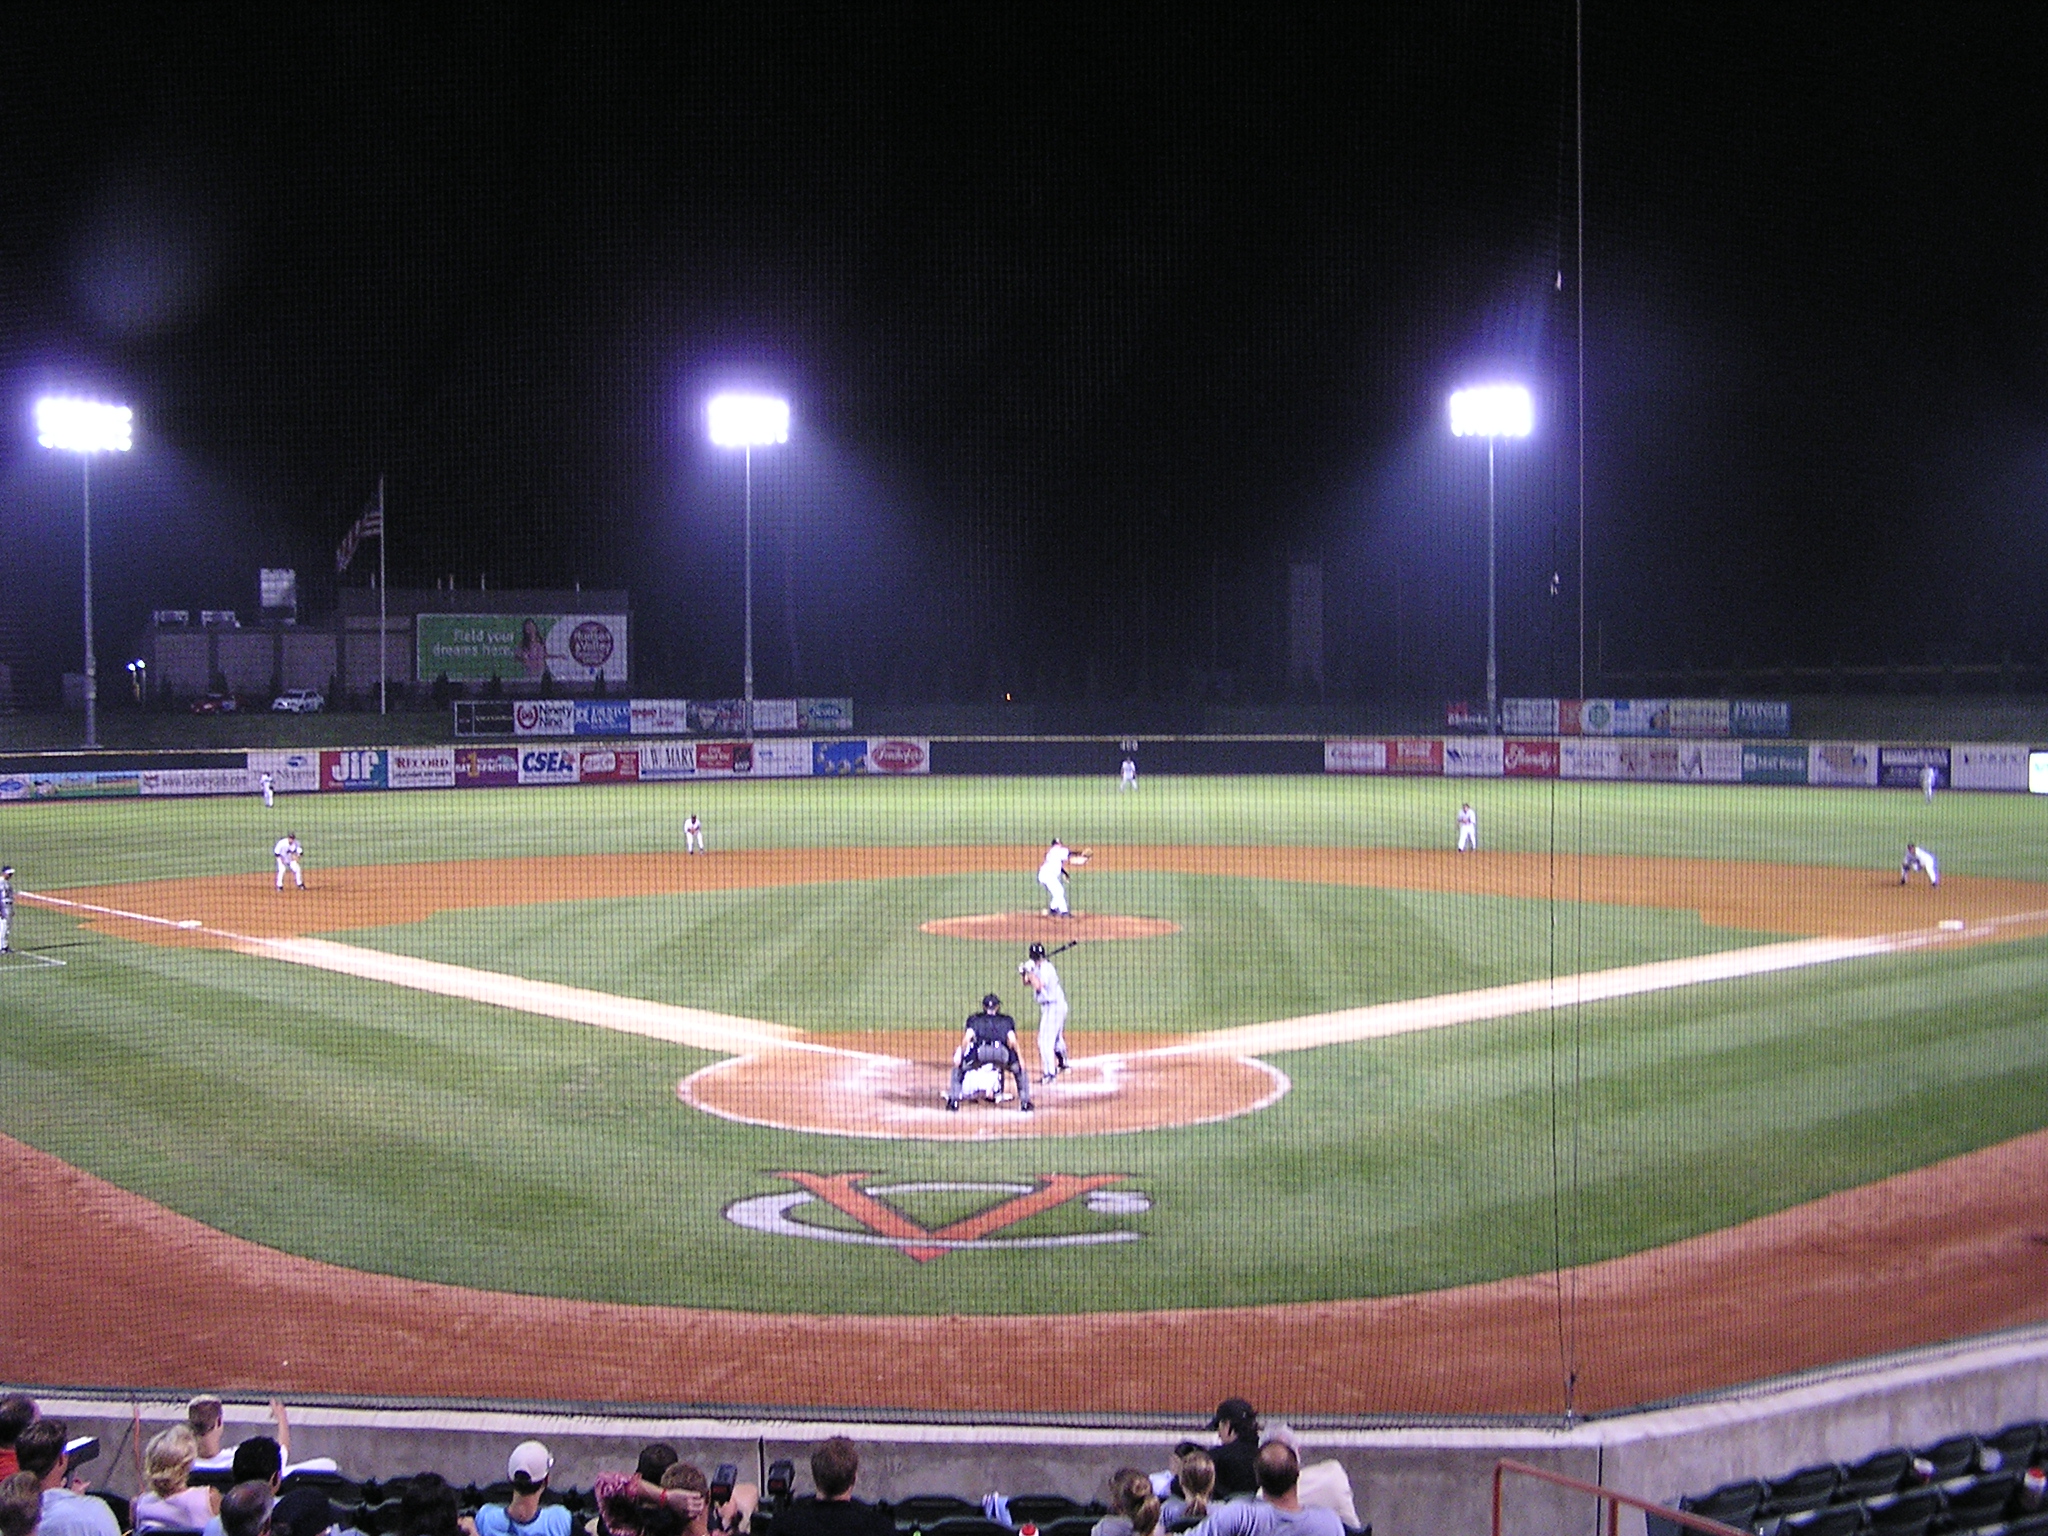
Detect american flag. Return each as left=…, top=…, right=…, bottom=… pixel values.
left=335, top=496, right=383, bottom=573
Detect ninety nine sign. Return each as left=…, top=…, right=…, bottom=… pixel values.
left=725, top=1172, right=1148, bottom=1263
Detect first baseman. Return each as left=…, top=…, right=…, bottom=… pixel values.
left=1019, top=941, right=1070, bottom=1081
left=1456, top=802, right=1477, bottom=852
left=274, top=833, right=305, bottom=891
left=1901, top=842, right=1940, bottom=887
left=685, top=813, right=706, bottom=854
left=0, top=865, right=13, bottom=953
left=1037, top=838, right=1089, bottom=916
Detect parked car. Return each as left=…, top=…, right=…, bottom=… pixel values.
left=190, top=692, right=238, bottom=714
left=271, top=688, right=326, bottom=713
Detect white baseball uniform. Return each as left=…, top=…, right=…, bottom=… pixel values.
left=274, top=835, right=304, bottom=890
left=1921, top=764, right=1937, bottom=802
left=1021, top=956, right=1069, bottom=1077
left=685, top=814, right=705, bottom=854
left=1038, top=840, right=1073, bottom=915
left=1901, top=845, right=1939, bottom=886
left=260, top=772, right=275, bottom=807
left=1119, top=758, right=1137, bottom=791
left=1456, top=804, right=1477, bottom=852
left=0, top=869, right=13, bottom=953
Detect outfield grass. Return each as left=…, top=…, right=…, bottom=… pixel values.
left=1, top=774, right=2045, bottom=1315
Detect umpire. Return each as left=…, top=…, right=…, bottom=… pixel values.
left=946, top=993, right=1034, bottom=1113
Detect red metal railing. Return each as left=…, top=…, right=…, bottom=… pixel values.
left=1493, top=1458, right=1754, bottom=1536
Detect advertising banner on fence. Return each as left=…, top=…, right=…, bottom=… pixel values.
left=1562, top=739, right=1741, bottom=781
left=1444, top=701, right=1487, bottom=732
left=1878, top=745, right=1950, bottom=788
left=1324, top=740, right=1386, bottom=774
left=1386, top=738, right=1445, bottom=774
left=320, top=749, right=387, bottom=791
left=694, top=741, right=754, bottom=776
left=517, top=746, right=581, bottom=785
left=246, top=750, right=320, bottom=793
left=815, top=738, right=871, bottom=775
left=1953, top=743, right=2029, bottom=791
left=0, top=771, right=142, bottom=801
left=1742, top=743, right=1810, bottom=784
left=866, top=738, right=931, bottom=775
left=1501, top=698, right=1559, bottom=735
left=629, top=699, right=690, bottom=735
left=1809, top=742, right=1878, bottom=786
left=453, top=699, right=514, bottom=737
left=141, top=768, right=252, bottom=797
left=797, top=697, right=854, bottom=732
left=512, top=700, right=575, bottom=737
left=417, top=613, right=629, bottom=683
left=576, top=747, right=640, bottom=783
left=754, top=739, right=815, bottom=778
left=750, top=698, right=800, bottom=733
left=454, top=746, right=519, bottom=788
left=688, top=700, right=748, bottom=735
left=387, top=746, right=456, bottom=789
left=1504, top=738, right=1561, bottom=777
left=638, top=741, right=699, bottom=780
left=572, top=699, right=633, bottom=737
left=1666, top=699, right=1732, bottom=736
left=1443, top=737, right=1504, bottom=777
left=1734, top=700, right=1792, bottom=737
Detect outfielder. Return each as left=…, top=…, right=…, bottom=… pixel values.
left=260, top=772, right=275, bottom=808
left=1119, top=757, right=1137, bottom=791
left=1921, top=764, right=1938, bottom=802
left=1901, top=842, right=1940, bottom=887
left=274, top=833, right=305, bottom=891
left=1456, top=803, right=1477, bottom=852
left=1037, top=838, right=1089, bottom=916
left=1019, top=941, right=1070, bottom=1081
left=0, top=865, right=13, bottom=953
left=685, top=813, right=706, bottom=855
left=946, top=993, right=1033, bottom=1113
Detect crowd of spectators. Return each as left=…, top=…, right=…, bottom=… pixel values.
left=0, top=1394, right=1359, bottom=1536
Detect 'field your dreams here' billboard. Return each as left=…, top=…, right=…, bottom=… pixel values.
left=417, top=614, right=629, bottom=683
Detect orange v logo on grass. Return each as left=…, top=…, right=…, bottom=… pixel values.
left=775, top=1171, right=1126, bottom=1263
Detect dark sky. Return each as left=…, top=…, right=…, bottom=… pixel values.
left=5, top=5, right=2048, bottom=705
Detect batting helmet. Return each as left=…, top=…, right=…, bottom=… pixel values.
left=1028, top=941, right=1046, bottom=961
left=982, top=993, right=1002, bottom=1011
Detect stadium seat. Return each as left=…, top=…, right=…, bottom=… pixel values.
left=1919, top=1440, right=1985, bottom=1482
left=890, top=1498, right=988, bottom=1530
left=1768, top=1467, right=1845, bottom=1518
left=1035, top=1516, right=1103, bottom=1536
left=1862, top=1486, right=1942, bottom=1536
left=919, top=1519, right=1015, bottom=1536
left=1686, top=1480, right=1770, bottom=1527
left=1776, top=1503, right=1866, bottom=1536
left=1985, top=1425, right=2046, bottom=1470
left=2006, top=1515, right=2048, bottom=1536
left=1839, top=1453, right=1916, bottom=1504
left=1006, top=1496, right=1089, bottom=1525
left=1939, top=1473, right=2020, bottom=1531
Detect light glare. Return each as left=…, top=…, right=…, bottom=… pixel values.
left=1448, top=384, right=1533, bottom=439
left=707, top=393, right=790, bottom=448
left=35, top=396, right=134, bottom=453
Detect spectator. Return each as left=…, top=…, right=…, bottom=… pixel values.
left=198, top=1438, right=284, bottom=1536
left=1204, top=1403, right=1258, bottom=1501
left=657, top=1469, right=709, bottom=1536
left=0, top=1399, right=37, bottom=1480
left=220, top=1484, right=275, bottom=1536
left=190, top=1402, right=293, bottom=1473
left=135, top=1426, right=220, bottom=1530
left=2, top=1470, right=44, bottom=1536
left=17, top=1422, right=116, bottom=1536
left=1093, top=1472, right=1154, bottom=1536
left=1259, top=1429, right=1355, bottom=1531
left=394, top=1476, right=463, bottom=1536
left=1161, top=1452, right=1213, bottom=1532
left=461, top=1444, right=571, bottom=1536
left=1183, top=1445, right=1342, bottom=1536
left=771, top=1439, right=891, bottom=1536
left=595, top=1447, right=702, bottom=1536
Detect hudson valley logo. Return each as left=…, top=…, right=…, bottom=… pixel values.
left=725, top=1172, right=1152, bottom=1262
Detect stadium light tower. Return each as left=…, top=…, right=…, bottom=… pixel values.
left=36, top=396, right=134, bottom=749
left=707, top=392, right=789, bottom=740
left=1448, top=383, right=1532, bottom=733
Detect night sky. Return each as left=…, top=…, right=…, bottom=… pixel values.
left=5, top=5, right=2048, bottom=706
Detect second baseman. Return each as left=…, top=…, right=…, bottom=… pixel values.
left=274, top=833, right=305, bottom=891
left=1019, top=941, right=1070, bottom=1081
left=685, top=813, right=706, bottom=854
left=1901, top=842, right=1940, bottom=887
left=1456, top=803, right=1477, bottom=852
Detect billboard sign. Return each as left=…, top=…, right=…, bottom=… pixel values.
left=1385, top=739, right=1444, bottom=775
left=866, top=738, right=930, bottom=775
left=1324, top=740, right=1386, bottom=774
left=1609, top=699, right=1671, bottom=736
left=1443, top=737, right=1504, bottom=777
left=417, top=613, right=629, bottom=683
left=1878, top=745, right=1950, bottom=788
left=1503, top=738, right=1561, bottom=777
left=689, top=699, right=748, bottom=735
left=319, top=749, right=387, bottom=791
left=247, top=750, right=320, bottom=793
left=1742, top=743, right=1810, bottom=784
left=1733, top=700, right=1792, bottom=737
left=798, top=697, right=854, bottom=732
left=1809, top=742, right=1878, bottom=786
left=141, top=768, right=252, bottom=797
left=453, top=746, right=520, bottom=788
left=630, top=699, right=691, bottom=735
left=0, top=771, right=142, bottom=801
left=639, top=741, right=699, bottom=780
left=1501, top=698, right=1559, bottom=735
left=751, top=698, right=800, bottom=733
left=694, top=741, right=754, bottom=776
left=387, top=746, right=456, bottom=790
left=1954, top=743, right=2029, bottom=791
left=815, top=738, right=871, bottom=776
left=512, top=699, right=575, bottom=737
left=577, top=747, right=641, bottom=783
left=453, top=699, right=514, bottom=737
left=754, top=739, right=815, bottom=778
left=517, top=747, right=581, bottom=785
left=1666, top=699, right=1732, bottom=737
left=572, top=699, right=633, bottom=737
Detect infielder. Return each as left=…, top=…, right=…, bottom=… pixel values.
left=1019, top=941, right=1069, bottom=1080
left=274, top=833, right=305, bottom=891
left=1037, top=837, right=1089, bottom=916
left=1456, top=803, right=1477, bottom=852
left=685, top=813, right=706, bottom=855
left=260, top=772, right=275, bottom=808
left=946, top=993, right=1033, bottom=1113
left=1901, top=842, right=1940, bottom=887
left=0, top=865, right=13, bottom=953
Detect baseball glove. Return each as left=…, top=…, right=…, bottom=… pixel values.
left=1071, top=847, right=1093, bottom=866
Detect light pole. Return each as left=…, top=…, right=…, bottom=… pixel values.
left=36, top=396, right=134, bottom=748
left=707, top=392, right=789, bottom=739
left=1448, top=383, right=1532, bottom=733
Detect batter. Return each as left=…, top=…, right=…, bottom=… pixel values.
left=1019, top=941, right=1070, bottom=1081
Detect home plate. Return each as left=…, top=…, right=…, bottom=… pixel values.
left=177, top=919, right=203, bottom=929
left=1939, top=919, right=1966, bottom=931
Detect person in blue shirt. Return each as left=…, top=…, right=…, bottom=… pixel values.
left=464, top=1444, right=572, bottom=1536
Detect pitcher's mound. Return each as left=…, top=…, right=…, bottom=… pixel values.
left=921, top=912, right=1182, bottom=942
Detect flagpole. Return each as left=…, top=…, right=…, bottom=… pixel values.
left=378, top=474, right=387, bottom=715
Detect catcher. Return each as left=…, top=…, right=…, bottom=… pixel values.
left=946, top=993, right=1033, bottom=1113
left=1037, top=837, right=1091, bottom=917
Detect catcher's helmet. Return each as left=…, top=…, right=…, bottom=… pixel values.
left=982, top=992, right=1002, bottom=1011
left=1028, top=941, right=1046, bottom=961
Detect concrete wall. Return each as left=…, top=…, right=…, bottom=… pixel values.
left=24, top=1323, right=2048, bottom=1536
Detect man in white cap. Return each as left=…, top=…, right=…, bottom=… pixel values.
left=461, top=1443, right=571, bottom=1536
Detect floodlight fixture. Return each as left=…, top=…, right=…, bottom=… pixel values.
left=1448, top=382, right=1533, bottom=733
left=36, top=395, right=135, bottom=748
left=707, top=392, right=791, bottom=737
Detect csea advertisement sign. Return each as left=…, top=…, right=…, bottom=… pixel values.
left=417, top=613, right=629, bottom=683
left=516, top=746, right=581, bottom=785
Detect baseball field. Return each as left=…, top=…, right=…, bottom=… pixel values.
left=3, top=771, right=2047, bottom=1417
